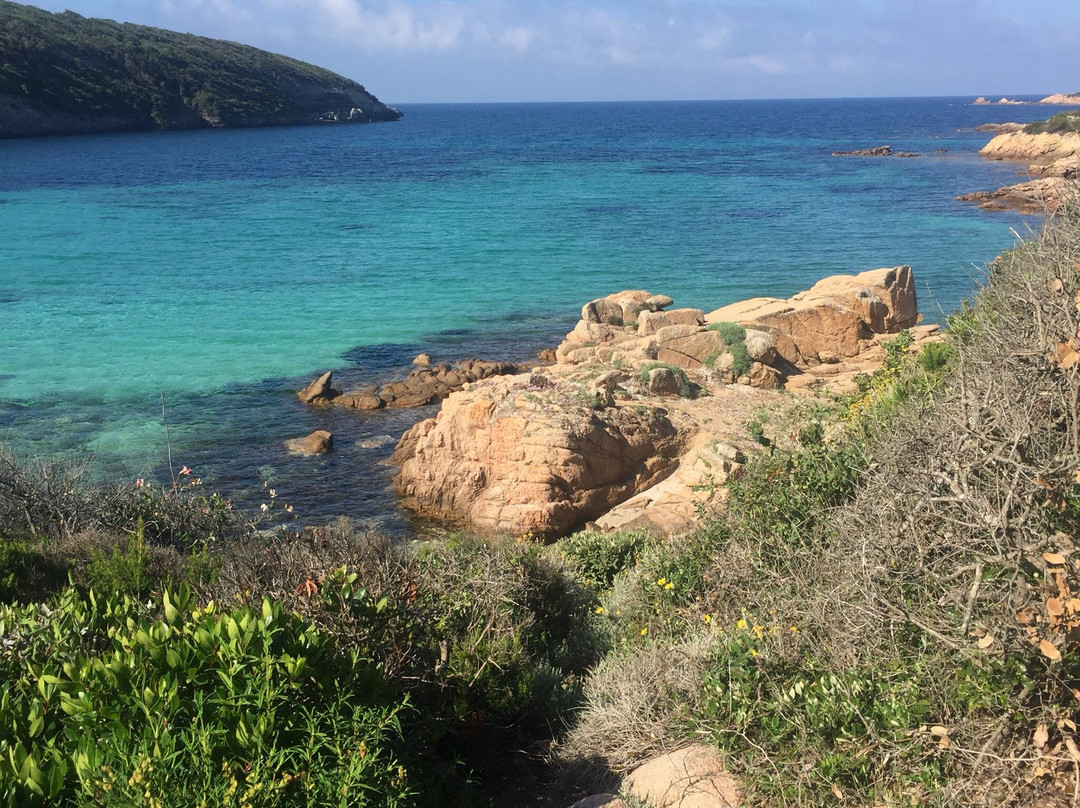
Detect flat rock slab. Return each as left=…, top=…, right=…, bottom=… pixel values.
left=625, top=745, right=740, bottom=808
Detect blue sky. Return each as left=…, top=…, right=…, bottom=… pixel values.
left=25, top=0, right=1080, bottom=103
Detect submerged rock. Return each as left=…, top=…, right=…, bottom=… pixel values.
left=285, top=429, right=333, bottom=455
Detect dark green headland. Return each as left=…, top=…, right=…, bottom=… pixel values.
left=0, top=0, right=402, bottom=138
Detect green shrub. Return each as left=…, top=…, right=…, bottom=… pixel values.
left=556, top=529, right=653, bottom=591
left=1024, top=109, right=1080, bottom=135
left=693, top=638, right=942, bottom=802
left=705, top=322, right=753, bottom=377
left=0, top=537, right=68, bottom=604
left=84, top=520, right=152, bottom=598
left=0, top=585, right=413, bottom=806
left=916, top=340, right=955, bottom=373
left=706, top=321, right=746, bottom=345
left=407, top=535, right=606, bottom=739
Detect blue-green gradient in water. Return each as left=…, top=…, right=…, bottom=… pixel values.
left=0, top=98, right=1051, bottom=531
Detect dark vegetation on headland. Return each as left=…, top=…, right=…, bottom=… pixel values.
left=1026, top=108, right=1080, bottom=136
left=0, top=0, right=401, bottom=139
left=3, top=202, right=1080, bottom=805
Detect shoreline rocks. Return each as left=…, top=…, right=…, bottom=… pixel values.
left=391, top=270, right=933, bottom=539
left=959, top=129, right=1079, bottom=214
left=285, top=429, right=333, bottom=455
left=297, top=359, right=525, bottom=411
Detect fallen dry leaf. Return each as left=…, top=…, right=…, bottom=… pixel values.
left=1048, top=278, right=1064, bottom=294
left=1040, top=639, right=1063, bottom=661
left=1034, top=724, right=1050, bottom=749
left=1052, top=342, right=1080, bottom=369
left=1043, top=551, right=1067, bottom=566
left=1047, top=597, right=1066, bottom=617
left=1067, top=738, right=1080, bottom=763
left=977, top=634, right=995, bottom=649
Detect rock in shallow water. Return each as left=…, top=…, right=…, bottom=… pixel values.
left=285, top=429, right=333, bottom=455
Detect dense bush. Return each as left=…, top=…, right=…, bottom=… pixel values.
left=0, top=584, right=413, bottom=806
left=1024, top=109, right=1080, bottom=135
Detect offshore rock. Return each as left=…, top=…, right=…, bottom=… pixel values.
left=832, top=145, right=920, bottom=157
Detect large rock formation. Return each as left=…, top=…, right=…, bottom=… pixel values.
left=1038, top=93, right=1080, bottom=105
left=393, top=270, right=935, bottom=539
left=706, top=265, right=919, bottom=365
left=961, top=126, right=1079, bottom=214
left=957, top=178, right=1074, bottom=214
left=393, top=371, right=691, bottom=538
left=977, top=130, right=1080, bottom=169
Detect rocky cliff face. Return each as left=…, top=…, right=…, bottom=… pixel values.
left=978, top=130, right=1080, bottom=168
left=0, top=0, right=401, bottom=138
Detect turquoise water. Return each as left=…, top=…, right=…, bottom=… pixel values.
left=0, top=98, right=1053, bottom=529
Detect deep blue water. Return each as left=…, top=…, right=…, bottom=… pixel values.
left=0, top=97, right=1055, bottom=532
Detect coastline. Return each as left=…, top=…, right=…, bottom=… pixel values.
left=0, top=97, right=1051, bottom=527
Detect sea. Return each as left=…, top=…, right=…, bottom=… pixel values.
left=0, top=96, right=1060, bottom=534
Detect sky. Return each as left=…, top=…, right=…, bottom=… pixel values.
left=23, top=0, right=1080, bottom=104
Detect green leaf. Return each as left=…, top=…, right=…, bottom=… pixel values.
left=163, top=589, right=180, bottom=624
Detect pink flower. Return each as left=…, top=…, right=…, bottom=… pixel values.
left=135, top=478, right=144, bottom=487
left=179, top=466, right=192, bottom=476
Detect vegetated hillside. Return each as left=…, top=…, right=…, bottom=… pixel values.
left=0, top=0, right=402, bottom=138
left=1025, top=108, right=1080, bottom=135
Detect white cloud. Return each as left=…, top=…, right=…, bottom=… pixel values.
left=496, top=25, right=536, bottom=52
